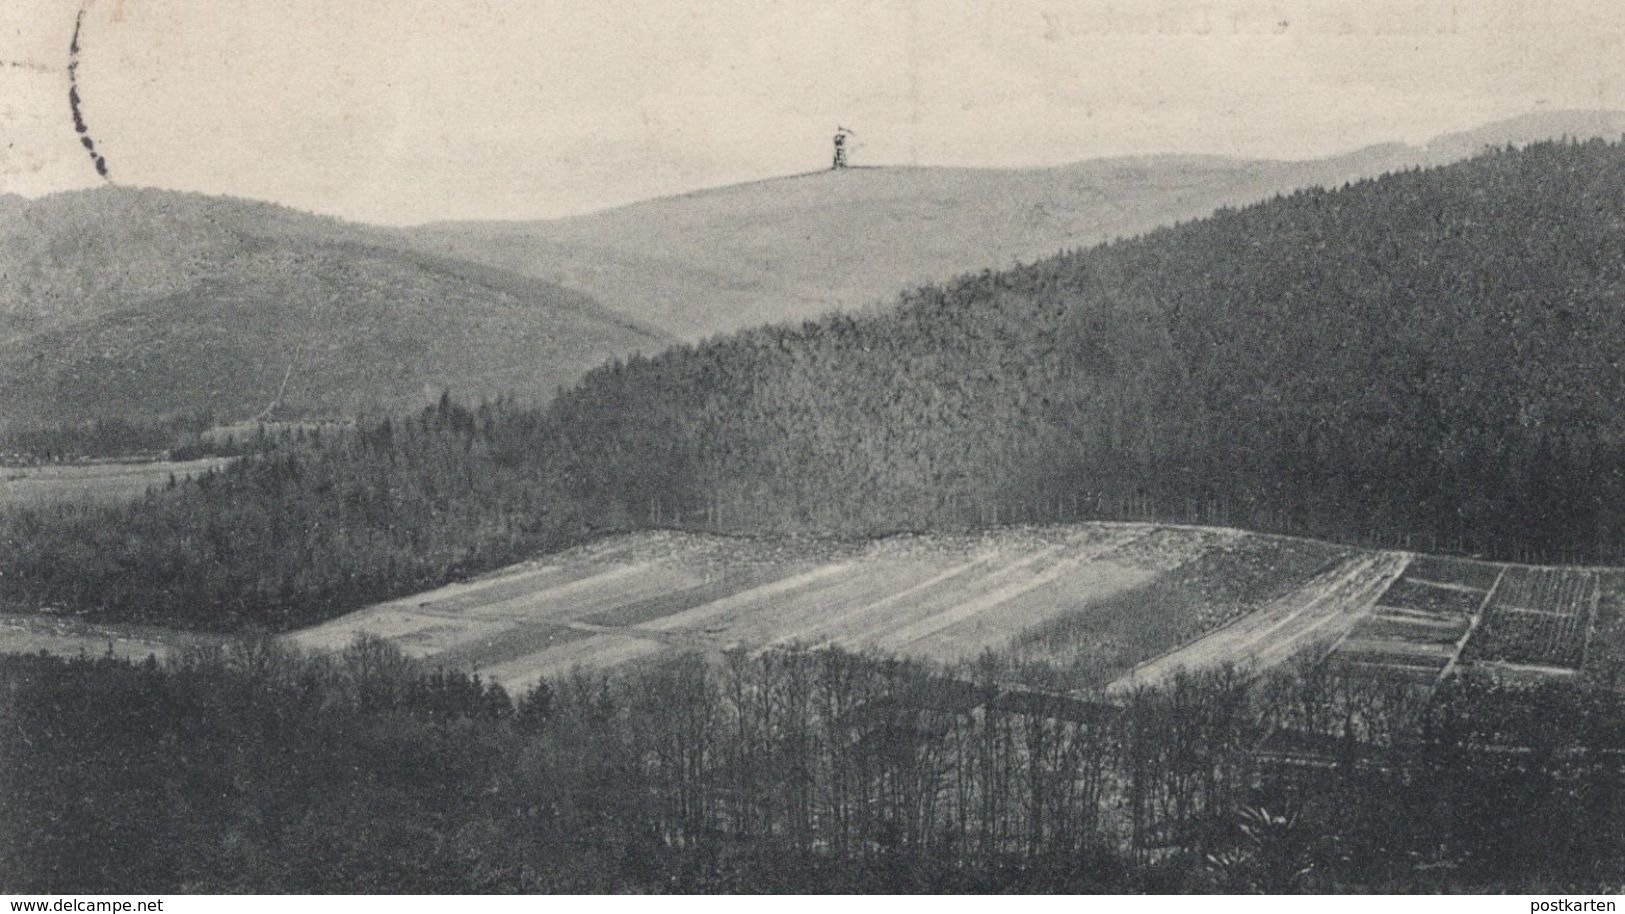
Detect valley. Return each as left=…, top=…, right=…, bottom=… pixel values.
left=2, top=522, right=1609, bottom=696
left=6, top=116, right=1625, bottom=901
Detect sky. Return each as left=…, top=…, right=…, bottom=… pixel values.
left=2, top=0, right=1624, bottom=224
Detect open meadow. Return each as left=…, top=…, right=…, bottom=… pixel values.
left=0, top=456, right=235, bottom=508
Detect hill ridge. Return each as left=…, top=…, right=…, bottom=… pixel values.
left=0, top=186, right=671, bottom=426
left=536, top=137, right=1625, bottom=565
left=403, top=109, right=1625, bottom=339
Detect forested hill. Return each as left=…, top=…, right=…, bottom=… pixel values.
left=549, top=139, right=1625, bottom=558
left=6, top=140, right=1625, bottom=630
left=0, top=188, right=669, bottom=426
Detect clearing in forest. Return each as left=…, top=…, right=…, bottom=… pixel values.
left=3, top=523, right=1612, bottom=693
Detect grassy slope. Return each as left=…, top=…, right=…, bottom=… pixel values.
left=404, top=112, right=1625, bottom=339
left=409, top=156, right=1391, bottom=339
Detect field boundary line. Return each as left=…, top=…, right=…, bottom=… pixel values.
left=1108, top=550, right=1399, bottom=692
left=465, top=560, right=665, bottom=620
left=1492, top=604, right=1582, bottom=618
left=1111, top=549, right=1371, bottom=690
left=1248, top=554, right=1407, bottom=670
left=1318, top=554, right=1414, bottom=662
left=1032, top=520, right=1625, bottom=572
left=638, top=561, right=856, bottom=633
left=881, top=529, right=1152, bottom=652
left=369, top=538, right=654, bottom=614
left=1337, top=638, right=1455, bottom=657
left=1579, top=571, right=1602, bottom=672
left=1471, top=659, right=1581, bottom=677
left=563, top=619, right=707, bottom=650
left=1365, top=608, right=1461, bottom=627
left=1440, top=565, right=1505, bottom=682
left=1110, top=548, right=1375, bottom=686
left=389, top=566, right=563, bottom=610
left=763, top=550, right=1012, bottom=648
left=1401, top=577, right=1490, bottom=593
left=867, top=545, right=1071, bottom=650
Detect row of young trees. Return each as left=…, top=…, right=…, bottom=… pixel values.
left=3, top=639, right=1624, bottom=893
left=0, top=416, right=204, bottom=463
left=0, top=413, right=302, bottom=465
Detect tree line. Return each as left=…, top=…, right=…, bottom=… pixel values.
left=0, top=396, right=601, bottom=629
left=0, top=416, right=199, bottom=463
left=0, top=413, right=286, bottom=464
left=544, top=139, right=1625, bottom=558
left=3, top=639, right=1623, bottom=893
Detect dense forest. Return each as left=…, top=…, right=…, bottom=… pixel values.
left=548, top=138, right=1625, bottom=558
left=3, top=640, right=1623, bottom=893
left=6, top=140, right=1625, bottom=628
left=0, top=398, right=598, bottom=629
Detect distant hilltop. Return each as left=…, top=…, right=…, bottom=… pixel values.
left=404, top=110, right=1625, bottom=339
left=0, top=187, right=669, bottom=427
left=4, top=110, right=1624, bottom=426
